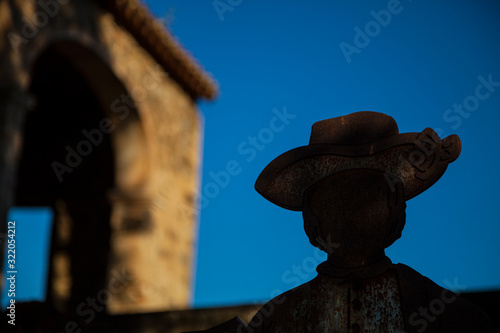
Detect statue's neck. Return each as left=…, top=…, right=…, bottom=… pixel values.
left=318, top=251, right=392, bottom=279
left=326, top=249, right=386, bottom=268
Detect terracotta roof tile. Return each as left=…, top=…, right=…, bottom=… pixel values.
left=103, top=0, right=217, bottom=100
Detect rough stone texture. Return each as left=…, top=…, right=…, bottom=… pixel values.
left=247, top=271, right=405, bottom=332
left=0, top=0, right=208, bottom=317
left=97, top=7, right=202, bottom=314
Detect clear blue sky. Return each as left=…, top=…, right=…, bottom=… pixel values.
left=2, top=208, right=52, bottom=307
left=3, top=0, right=500, bottom=309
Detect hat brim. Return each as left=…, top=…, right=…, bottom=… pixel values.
left=255, top=128, right=461, bottom=211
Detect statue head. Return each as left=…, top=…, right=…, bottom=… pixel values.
left=255, top=111, right=461, bottom=265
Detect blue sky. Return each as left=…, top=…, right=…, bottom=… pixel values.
left=4, top=0, right=500, bottom=309
left=2, top=208, right=52, bottom=307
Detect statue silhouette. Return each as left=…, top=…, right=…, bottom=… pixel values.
left=188, top=111, right=496, bottom=333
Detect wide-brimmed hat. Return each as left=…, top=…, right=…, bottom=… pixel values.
left=255, top=111, right=461, bottom=211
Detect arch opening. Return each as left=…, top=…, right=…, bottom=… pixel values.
left=14, top=41, right=143, bottom=315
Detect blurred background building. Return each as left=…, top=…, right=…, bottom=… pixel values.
left=0, top=0, right=257, bottom=331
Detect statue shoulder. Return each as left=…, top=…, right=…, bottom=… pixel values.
left=394, top=263, right=496, bottom=333
left=246, top=275, right=326, bottom=332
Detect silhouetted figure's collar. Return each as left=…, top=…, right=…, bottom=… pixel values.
left=316, top=255, right=392, bottom=279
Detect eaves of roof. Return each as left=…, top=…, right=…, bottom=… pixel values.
left=102, top=0, right=218, bottom=101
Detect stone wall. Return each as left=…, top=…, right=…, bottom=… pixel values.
left=0, top=0, right=204, bottom=314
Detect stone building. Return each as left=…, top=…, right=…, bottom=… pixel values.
left=0, top=0, right=258, bottom=331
